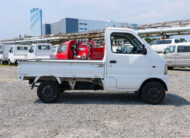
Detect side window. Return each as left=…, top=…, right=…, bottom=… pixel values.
left=111, top=33, right=144, bottom=54
left=177, top=46, right=190, bottom=53
left=17, top=46, right=28, bottom=50
left=38, top=45, right=50, bottom=50
left=175, top=40, right=180, bottom=43
left=164, top=46, right=176, bottom=54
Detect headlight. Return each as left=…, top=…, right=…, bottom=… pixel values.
left=164, top=65, right=168, bottom=75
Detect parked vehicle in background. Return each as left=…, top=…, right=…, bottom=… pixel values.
left=0, top=44, right=3, bottom=64
left=50, top=45, right=59, bottom=59
left=76, top=40, right=104, bottom=60
left=53, top=45, right=59, bottom=55
left=150, top=39, right=181, bottom=53
left=27, top=43, right=53, bottom=59
left=18, top=28, right=168, bottom=104
left=0, top=44, right=12, bottom=64
left=57, top=40, right=104, bottom=60
left=8, top=45, right=29, bottom=65
left=161, top=43, right=190, bottom=69
left=57, top=40, right=76, bottom=60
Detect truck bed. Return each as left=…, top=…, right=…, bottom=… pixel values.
left=18, top=59, right=105, bottom=80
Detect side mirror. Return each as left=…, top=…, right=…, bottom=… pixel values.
left=142, top=45, right=147, bottom=55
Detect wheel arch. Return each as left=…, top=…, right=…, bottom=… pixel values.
left=139, top=78, right=168, bottom=93
left=34, top=76, right=61, bottom=84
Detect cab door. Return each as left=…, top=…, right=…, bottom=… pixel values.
left=176, top=45, right=190, bottom=67
left=28, top=46, right=35, bottom=59
left=105, top=30, right=151, bottom=91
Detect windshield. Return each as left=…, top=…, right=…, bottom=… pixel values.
left=58, top=44, right=68, bottom=53
left=151, top=40, right=172, bottom=45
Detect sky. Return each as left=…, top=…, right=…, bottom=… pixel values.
left=0, top=0, right=190, bottom=40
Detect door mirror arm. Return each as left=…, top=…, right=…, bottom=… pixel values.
left=142, top=45, right=147, bottom=55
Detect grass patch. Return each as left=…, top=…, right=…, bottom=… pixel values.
left=0, top=64, right=17, bottom=67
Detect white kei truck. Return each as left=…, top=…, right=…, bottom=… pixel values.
left=18, top=28, right=168, bottom=104
left=0, top=44, right=12, bottom=64
left=8, top=45, right=29, bottom=64
left=27, top=43, right=53, bottom=60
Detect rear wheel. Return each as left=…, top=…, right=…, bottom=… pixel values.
left=37, top=80, right=61, bottom=103
left=141, top=81, right=165, bottom=104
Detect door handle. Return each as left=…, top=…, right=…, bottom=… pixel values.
left=110, top=60, right=117, bottom=64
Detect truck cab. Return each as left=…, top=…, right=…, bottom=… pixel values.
left=56, top=40, right=76, bottom=60
left=0, top=44, right=12, bottom=64
left=27, top=43, right=53, bottom=59
left=8, top=45, right=29, bottom=64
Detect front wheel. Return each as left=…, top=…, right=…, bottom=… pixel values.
left=141, top=81, right=165, bottom=104
left=37, top=80, right=61, bottom=103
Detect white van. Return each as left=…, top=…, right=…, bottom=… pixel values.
left=161, top=43, right=190, bottom=68
left=27, top=43, right=53, bottom=59
left=8, top=45, right=29, bottom=64
left=0, top=45, right=12, bottom=64
left=150, top=39, right=181, bottom=53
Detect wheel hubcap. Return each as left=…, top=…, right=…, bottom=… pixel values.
left=42, top=85, right=55, bottom=99
left=147, top=87, right=161, bottom=100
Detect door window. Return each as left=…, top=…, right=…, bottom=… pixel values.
left=38, top=45, right=50, bottom=50
left=177, top=46, right=190, bottom=53
left=111, top=33, right=144, bottom=54
left=164, top=46, right=176, bottom=54
left=17, top=46, right=28, bottom=51
left=58, top=44, right=68, bottom=53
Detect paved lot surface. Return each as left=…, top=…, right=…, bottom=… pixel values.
left=0, top=66, right=190, bottom=138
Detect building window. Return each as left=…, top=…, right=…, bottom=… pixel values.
left=79, top=28, right=87, bottom=31
left=79, top=23, right=88, bottom=26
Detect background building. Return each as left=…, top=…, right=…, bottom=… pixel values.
left=42, top=17, right=137, bottom=36
left=30, top=8, right=42, bottom=36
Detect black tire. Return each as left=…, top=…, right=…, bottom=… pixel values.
left=140, top=81, right=165, bottom=104
left=37, top=80, right=61, bottom=103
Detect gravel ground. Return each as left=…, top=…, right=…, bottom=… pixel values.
left=0, top=66, right=190, bottom=138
